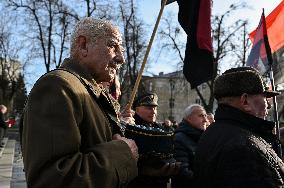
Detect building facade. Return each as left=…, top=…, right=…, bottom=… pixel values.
left=142, top=71, right=212, bottom=123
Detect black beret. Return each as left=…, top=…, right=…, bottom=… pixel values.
left=133, top=92, right=159, bottom=108
left=214, top=67, right=280, bottom=99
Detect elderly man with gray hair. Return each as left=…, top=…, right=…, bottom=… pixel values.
left=21, top=18, right=138, bottom=188
left=172, top=104, right=208, bottom=188
left=194, top=67, right=284, bottom=188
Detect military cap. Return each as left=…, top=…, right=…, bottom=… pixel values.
left=133, top=92, right=159, bottom=108
left=214, top=66, right=280, bottom=99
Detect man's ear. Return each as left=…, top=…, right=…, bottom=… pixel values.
left=240, top=93, right=251, bottom=113
left=77, top=36, right=88, bottom=57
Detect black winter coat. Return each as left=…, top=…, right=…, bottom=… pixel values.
left=194, top=104, right=284, bottom=188
left=128, top=114, right=168, bottom=188
left=172, top=120, right=204, bottom=188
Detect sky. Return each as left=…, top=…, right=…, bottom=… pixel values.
left=139, top=0, right=283, bottom=75
left=18, top=0, right=283, bottom=91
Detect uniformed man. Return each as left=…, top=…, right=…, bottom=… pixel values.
left=128, top=92, right=180, bottom=188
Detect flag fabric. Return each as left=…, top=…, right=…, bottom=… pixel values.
left=249, top=1, right=284, bottom=85
left=246, top=11, right=271, bottom=74
left=250, top=1, right=284, bottom=53
left=177, top=0, right=214, bottom=88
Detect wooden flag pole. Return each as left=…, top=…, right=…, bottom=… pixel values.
left=127, top=0, right=168, bottom=109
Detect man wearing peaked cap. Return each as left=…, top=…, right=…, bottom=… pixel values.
left=133, top=92, right=159, bottom=108
left=128, top=92, right=180, bottom=188
left=133, top=92, right=159, bottom=125
left=194, top=66, right=284, bottom=188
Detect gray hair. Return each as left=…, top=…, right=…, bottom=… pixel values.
left=70, top=17, right=119, bottom=58
left=183, top=104, right=204, bottom=119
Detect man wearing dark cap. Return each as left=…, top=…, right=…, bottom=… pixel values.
left=128, top=92, right=179, bottom=188
left=194, top=67, right=284, bottom=188
left=133, top=92, right=161, bottom=128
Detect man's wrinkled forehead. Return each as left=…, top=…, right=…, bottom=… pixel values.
left=101, top=27, right=122, bottom=44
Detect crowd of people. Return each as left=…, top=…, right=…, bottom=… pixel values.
left=18, top=17, right=284, bottom=188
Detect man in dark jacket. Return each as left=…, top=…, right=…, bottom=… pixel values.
left=172, top=104, right=208, bottom=188
left=194, top=67, right=284, bottom=188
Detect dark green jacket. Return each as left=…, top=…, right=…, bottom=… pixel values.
left=22, top=58, right=138, bottom=188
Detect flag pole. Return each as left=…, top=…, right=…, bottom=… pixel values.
left=269, top=66, right=282, bottom=157
left=262, top=8, right=282, bottom=157
left=127, top=0, right=168, bottom=110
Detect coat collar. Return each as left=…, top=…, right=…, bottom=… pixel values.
left=60, top=58, right=120, bottom=113
left=60, top=58, right=103, bottom=98
left=175, top=120, right=204, bottom=141
left=215, top=104, right=275, bottom=137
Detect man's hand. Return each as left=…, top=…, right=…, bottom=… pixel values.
left=140, top=162, right=181, bottom=176
left=113, top=134, right=139, bottom=161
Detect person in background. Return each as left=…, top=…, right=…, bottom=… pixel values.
left=101, top=75, right=135, bottom=125
left=109, top=74, right=121, bottom=100
left=172, top=104, right=207, bottom=188
left=101, top=74, right=121, bottom=101
left=206, top=112, right=215, bottom=127
left=21, top=18, right=138, bottom=188
left=0, top=104, right=7, bottom=147
left=172, top=120, right=179, bottom=129
left=194, top=67, right=284, bottom=188
left=163, top=119, right=175, bottom=132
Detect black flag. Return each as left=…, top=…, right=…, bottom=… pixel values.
left=177, top=0, right=214, bottom=88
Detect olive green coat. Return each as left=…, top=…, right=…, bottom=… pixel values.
left=22, top=58, right=138, bottom=188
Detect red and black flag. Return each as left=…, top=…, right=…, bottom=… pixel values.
left=176, top=0, right=214, bottom=88
left=246, top=11, right=271, bottom=74
left=249, top=1, right=284, bottom=85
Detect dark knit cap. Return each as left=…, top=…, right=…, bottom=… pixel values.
left=133, top=92, right=158, bottom=108
left=214, top=67, right=280, bottom=99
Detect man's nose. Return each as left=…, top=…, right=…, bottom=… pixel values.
left=114, top=51, right=125, bottom=65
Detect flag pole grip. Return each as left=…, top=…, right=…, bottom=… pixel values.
left=127, top=0, right=167, bottom=110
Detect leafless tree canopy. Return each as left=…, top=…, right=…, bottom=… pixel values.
left=0, top=8, right=27, bottom=110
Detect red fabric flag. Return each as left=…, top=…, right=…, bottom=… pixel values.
left=177, top=0, right=214, bottom=88
left=246, top=11, right=271, bottom=74
left=249, top=1, right=284, bottom=85
left=250, top=1, right=284, bottom=53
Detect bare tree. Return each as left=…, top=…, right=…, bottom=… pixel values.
left=7, top=0, right=76, bottom=72
left=0, top=10, right=25, bottom=111
left=117, top=0, right=147, bottom=104
left=158, top=12, right=185, bottom=67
